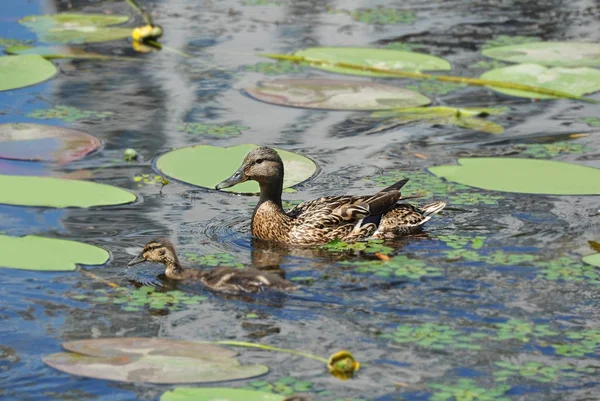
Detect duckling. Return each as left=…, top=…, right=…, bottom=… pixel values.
left=216, top=146, right=446, bottom=245
left=127, top=238, right=296, bottom=294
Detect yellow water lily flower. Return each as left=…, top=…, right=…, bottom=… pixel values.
left=327, top=350, right=360, bottom=380
left=131, top=24, right=164, bottom=41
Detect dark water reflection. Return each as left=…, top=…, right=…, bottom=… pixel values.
left=1, top=0, right=600, bottom=400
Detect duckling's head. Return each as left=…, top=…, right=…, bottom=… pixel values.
left=216, top=146, right=283, bottom=190
left=128, top=238, right=179, bottom=267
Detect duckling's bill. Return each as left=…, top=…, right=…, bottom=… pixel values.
left=127, top=252, right=146, bottom=267
left=215, top=166, right=246, bottom=190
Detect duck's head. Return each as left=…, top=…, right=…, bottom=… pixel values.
left=128, top=238, right=178, bottom=267
left=216, top=146, right=283, bottom=190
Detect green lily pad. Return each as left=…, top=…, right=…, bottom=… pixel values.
left=156, top=144, right=317, bottom=193
left=0, top=235, right=108, bottom=271
left=0, top=55, right=57, bottom=91
left=19, top=13, right=131, bottom=44
left=429, top=158, right=600, bottom=195
left=0, top=174, right=136, bottom=207
left=582, top=253, right=600, bottom=267
left=244, top=79, right=431, bottom=111
left=44, top=338, right=269, bottom=384
left=294, top=47, right=451, bottom=77
left=0, top=123, right=101, bottom=164
left=4, top=45, right=116, bottom=60
left=480, top=64, right=600, bottom=99
left=161, top=388, right=285, bottom=401
left=482, top=42, right=600, bottom=67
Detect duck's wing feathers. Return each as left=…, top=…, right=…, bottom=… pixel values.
left=201, top=267, right=295, bottom=293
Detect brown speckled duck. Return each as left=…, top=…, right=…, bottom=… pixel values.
left=216, top=147, right=446, bottom=245
left=128, top=238, right=296, bottom=294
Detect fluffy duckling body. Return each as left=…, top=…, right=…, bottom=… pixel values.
left=216, top=147, right=446, bottom=245
left=128, top=239, right=296, bottom=294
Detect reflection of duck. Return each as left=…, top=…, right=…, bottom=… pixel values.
left=216, top=146, right=446, bottom=245
left=128, top=238, right=296, bottom=294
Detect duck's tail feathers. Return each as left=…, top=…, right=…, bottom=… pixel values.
left=380, top=178, right=409, bottom=193
left=421, top=201, right=447, bottom=217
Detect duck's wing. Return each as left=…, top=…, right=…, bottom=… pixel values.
left=201, top=267, right=295, bottom=293
left=287, top=178, right=410, bottom=227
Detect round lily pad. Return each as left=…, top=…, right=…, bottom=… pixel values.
left=480, top=64, right=600, bottom=99
left=43, top=338, right=269, bottom=384
left=428, top=158, right=600, bottom=195
left=582, top=254, right=600, bottom=267
left=161, top=388, right=285, bottom=401
left=156, top=144, right=317, bottom=193
left=0, top=55, right=57, bottom=91
left=0, top=174, right=136, bottom=208
left=0, top=123, right=101, bottom=164
left=0, top=235, right=109, bottom=271
left=19, top=13, right=131, bottom=44
left=294, top=47, right=451, bottom=77
left=482, top=42, right=600, bottom=68
left=245, top=79, right=430, bottom=110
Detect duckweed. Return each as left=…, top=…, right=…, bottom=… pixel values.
left=382, top=323, right=480, bottom=350
left=580, top=116, right=600, bottom=127
left=71, top=287, right=207, bottom=312
left=515, top=142, right=588, bottom=159
left=176, top=123, right=249, bottom=138
left=343, top=256, right=442, bottom=279
left=243, top=61, right=304, bottom=75
left=481, top=35, right=540, bottom=50
left=28, top=105, right=113, bottom=122
left=352, top=8, right=417, bottom=24
left=551, top=329, right=600, bottom=357
left=405, top=81, right=466, bottom=96
left=429, top=379, right=510, bottom=401
left=494, top=319, right=557, bottom=342
left=242, top=376, right=320, bottom=396
left=321, top=239, right=394, bottom=255
left=537, top=256, right=600, bottom=283
left=367, top=170, right=469, bottom=200
left=438, top=234, right=486, bottom=250
left=448, top=192, right=504, bottom=206
left=468, top=60, right=509, bottom=70
left=494, top=360, right=593, bottom=383
left=184, top=252, right=244, bottom=268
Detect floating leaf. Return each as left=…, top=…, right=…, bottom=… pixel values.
left=27, top=105, right=113, bottom=122
left=0, top=123, right=101, bottom=164
left=582, top=253, right=600, bottom=268
left=156, top=144, right=316, bottom=193
left=371, top=107, right=506, bottom=134
left=0, top=55, right=57, bottom=91
left=0, top=235, right=108, bottom=271
left=482, top=42, right=600, bottom=67
left=294, top=47, right=451, bottom=77
left=0, top=174, right=136, bottom=207
left=245, top=79, right=430, bottom=111
left=4, top=45, right=117, bottom=60
left=161, top=388, right=285, bottom=401
left=19, top=13, right=131, bottom=44
left=44, top=338, right=269, bottom=384
left=480, top=64, right=600, bottom=99
left=429, top=158, right=600, bottom=195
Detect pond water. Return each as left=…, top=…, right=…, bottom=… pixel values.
left=1, top=0, right=600, bottom=400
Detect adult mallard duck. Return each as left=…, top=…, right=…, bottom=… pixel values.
left=215, top=147, right=446, bottom=245
left=128, top=238, right=296, bottom=294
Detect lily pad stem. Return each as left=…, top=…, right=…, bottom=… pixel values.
left=125, top=0, right=154, bottom=25
left=145, top=40, right=192, bottom=58
left=260, top=53, right=600, bottom=104
left=80, top=268, right=120, bottom=288
left=204, top=340, right=328, bottom=363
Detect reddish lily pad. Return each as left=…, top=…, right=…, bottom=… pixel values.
left=0, top=123, right=101, bottom=164
left=43, top=338, right=269, bottom=384
left=244, top=79, right=430, bottom=110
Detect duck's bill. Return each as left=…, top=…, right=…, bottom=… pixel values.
left=215, top=167, right=247, bottom=190
left=127, top=253, right=146, bottom=267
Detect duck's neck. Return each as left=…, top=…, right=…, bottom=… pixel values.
left=258, top=178, right=283, bottom=210
left=164, top=256, right=185, bottom=280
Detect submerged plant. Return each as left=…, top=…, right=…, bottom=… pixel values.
left=243, top=61, right=304, bottom=75
left=28, top=105, right=113, bottom=122
left=382, top=323, right=479, bottom=350
left=184, top=252, right=244, bottom=268
left=176, top=123, right=250, bottom=138
left=514, top=141, right=588, bottom=159
left=493, top=360, right=593, bottom=383
left=430, top=379, right=510, bottom=401
left=352, top=8, right=417, bottom=24
left=342, top=255, right=442, bottom=279
left=580, top=116, right=600, bottom=127
left=404, top=81, right=466, bottom=96
left=481, top=35, right=540, bottom=50
left=71, top=287, right=207, bottom=312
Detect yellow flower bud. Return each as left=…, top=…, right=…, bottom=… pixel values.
left=327, top=350, right=360, bottom=380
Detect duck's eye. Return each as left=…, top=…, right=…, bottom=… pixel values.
left=159, top=249, right=166, bottom=256
left=255, top=159, right=264, bottom=165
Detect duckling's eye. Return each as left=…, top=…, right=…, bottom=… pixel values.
left=255, top=159, right=264, bottom=165
left=159, top=249, right=166, bottom=256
